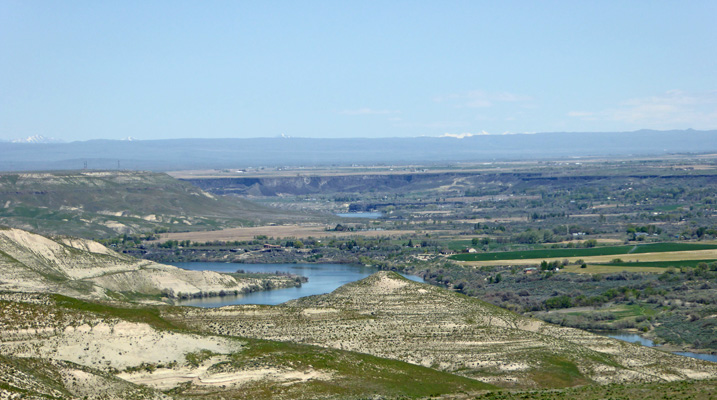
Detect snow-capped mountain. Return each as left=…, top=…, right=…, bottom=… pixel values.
left=11, top=135, right=64, bottom=144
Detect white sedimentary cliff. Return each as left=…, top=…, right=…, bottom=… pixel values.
left=0, top=228, right=297, bottom=301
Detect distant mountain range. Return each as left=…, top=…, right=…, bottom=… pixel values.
left=9, top=135, right=64, bottom=144
left=1, top=129, right=715, bottom=171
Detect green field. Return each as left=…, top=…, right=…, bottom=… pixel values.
left=450, top=242, right=717, bottom=262
left=565, top=304, right=657, bottom=319
left=447, top=239, right=474, bottom=251
left=628, top=242, right=717, bottom=254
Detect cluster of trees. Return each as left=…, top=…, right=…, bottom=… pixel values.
left=544, top=285, right=663, bottom=310
left=683, top=226, right=717, bottom=239
left=530, top=212, right=568, bottom=220
left=471, top=237, right=491, bottom=246
left=98, top=232, right=158, bottom=246
left=156, top=239, right=191, bottom=249
left=283, top=239, right=304, bottom=248
left=626, top=224, right=662, bottom=235
left=539, top=260, right=564, bottom=270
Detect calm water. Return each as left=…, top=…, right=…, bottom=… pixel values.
left=608, top=333, right=657, bottom=347
left=606, top=333, right=717, bottom=363
left=172, top=262, right=423, bottom=307
left=335, top=212, right=383, bottom=219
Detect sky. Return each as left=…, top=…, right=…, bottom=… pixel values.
left=1, top=1, right=716, bottom=141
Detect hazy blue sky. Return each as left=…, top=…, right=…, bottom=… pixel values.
left=2, top=1, right=716, bottom=141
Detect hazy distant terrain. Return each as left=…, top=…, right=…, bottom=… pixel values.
left=1, top=129, right=715, bottom=171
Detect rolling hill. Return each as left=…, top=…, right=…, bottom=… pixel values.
left=0, top=170, right=312, bottom=238
left=172, top=271, right=717, bottom=388
left=0, top=291, right=496, bottom=399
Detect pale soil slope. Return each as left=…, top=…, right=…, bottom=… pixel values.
left=171, top=271, right=717, bottom=388
left=0, top=293, right=337, bottom=396
left=0, top=228, right=298, bottom=300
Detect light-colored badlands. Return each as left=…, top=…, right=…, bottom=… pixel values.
left=171, top=271, right=717, bottom=387
left=0, top=228, right=298, bottom=300
left=0, top=293, right=333, bottom=398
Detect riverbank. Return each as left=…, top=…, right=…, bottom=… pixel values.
left=170, top=262, right=424, bottom=307
left=164, top=270, right=305, bottom=301
left=599, top=330, right=717, bottom=362
left=171, top=262, right=378, bottom=307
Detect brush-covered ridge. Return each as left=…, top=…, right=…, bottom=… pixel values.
left=0, top=292, right=495, bottom=399
left=0, top=170, right=308, bottom=237
left=171, top=271, right=717, bottom=388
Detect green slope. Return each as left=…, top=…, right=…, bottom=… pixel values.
left=0, top=170, right=311, bottom=238
left=0, top=292, right=494, bottom=399
left=172, top=271, right=717, bottom=389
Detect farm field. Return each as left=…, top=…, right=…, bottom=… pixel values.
left=450, top=243, right=717, bottom=262
left=462, top=249, right=717, bottom=268
left=601, top=259, right=717, bottom=268
left=560, top=258, right=717, bottom=274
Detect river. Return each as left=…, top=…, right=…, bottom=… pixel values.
left=171, top=262, right=716, bottom=364
left=172, top=262, right=423, bottom=308
left=335, top=212, right=383, bottom=219
left=605, top=332, right=717, bottom=363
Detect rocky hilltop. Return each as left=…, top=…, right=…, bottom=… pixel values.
left=173, top=271, right=717, bottom=388
left=0, top=227, right=300, bottom=301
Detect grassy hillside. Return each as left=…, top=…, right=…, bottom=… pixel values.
left=170, top=271, right=717, bottom=389
left=0, top=292, right=494, bottom=399
left=0, top=354, right=165, bottom=400
left=1, top=275, right=715, bottom=398
left=0, top=170, right=311, bottom=238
